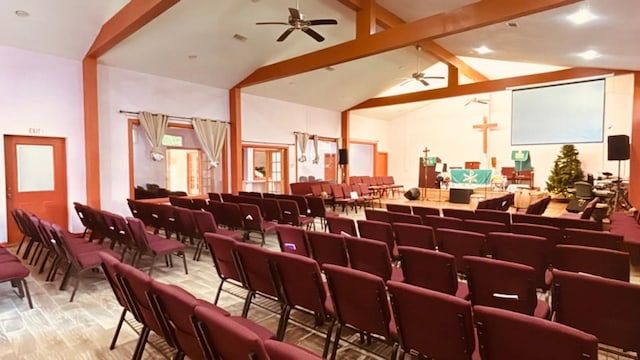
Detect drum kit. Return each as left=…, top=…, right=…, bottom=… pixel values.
left=594, top=172, right=630, bottom=211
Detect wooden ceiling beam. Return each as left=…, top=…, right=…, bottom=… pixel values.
left=237, top=0, right=579, bottom=88
left=86, top=0, right=180, bottom=58
left=350, top=67, right=625, bottom=110
left=355, top=0, right=376, bottom=39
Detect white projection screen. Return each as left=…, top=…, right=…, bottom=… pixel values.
left=511, top=79, right=605, bottom=145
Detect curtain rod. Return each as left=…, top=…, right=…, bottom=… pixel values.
left=119, top=110, right=230, bottom=124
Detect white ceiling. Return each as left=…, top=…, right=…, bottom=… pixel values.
left=2, top=0, right=639, bottom=120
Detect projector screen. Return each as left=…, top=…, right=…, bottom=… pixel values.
left=511, top=79, right=605, bottom=145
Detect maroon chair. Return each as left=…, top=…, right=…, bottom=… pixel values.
left=306, top=196, right=338, bottom=231
left=172, top=206, right=200, bottom=244
left=525, top=197, right=551, bottom=215
left=364, top=208, right=391, bottom=223
left=411, top=206, right=440, bottom=217
left=389, top=212, right=422, bottom=225
left=322, top=264, right=398, bottom=360
left=398, top=246, right=468, bottom=299
left=234, top=242, right=279, bottom=317
left=240, top=203, right=276, bottom=247
left=329, top=183, right=356, bottom=214
left=278, top=199, right=314, bottom=229
left=387, top=281, right=476, bottom=360
left=203, top=233, right=246, bottom=305
left=262, top=198, right=282, bottom=223
left=473, top=209, right=511, bottom=226
left=486, top=232, right=553, bottom=290
left=191, top=198, right=209, bottom=211
left=561, top=227, right=624, bottom=250
left=307, top=231, right=349, bottom=268
left=358, top=184, right=381, bottom=208
left=0, top=256, right=33, bottom=309
left=553, top=244, right=630, bottom=281
left=325, top=216, right=357, bottom=236
left=509, top=223, right=564, bottom=245
left=473, top=305, right=598, bottom=360
left=552, top=269, right=640, bottom=358
left=464, top=256, right=549, bottom=319
left=392, top=223, right=436, bottom=250
left=207, top=192, right=222, bottom=202
left=386, top=203, right=412, bottom=214
left=220, top=202, right=244, bottom=230
left=99, top=251, right=135, bottom=350
left=344, top=236, right=402, bottom=281
left=275, top=224, right=310, bottom=257
left=356, top=220, right=396, bottom=257
left=442, top=208, right=475, bottom=220
left=421, top=215, right=465, bottom=231
left=436, top=228, right=487, bottom=273
left=127, top=217, right=188, bottom=275
left=269, top=252, right=335, bottom=356
left=463, top=219, right=508, bottom=235
left=151, top=204, right=179, bottom=239
left=192, top=209, right=244, bottom=261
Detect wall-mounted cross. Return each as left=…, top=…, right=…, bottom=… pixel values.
left=472, top=116, right=498, bottom=154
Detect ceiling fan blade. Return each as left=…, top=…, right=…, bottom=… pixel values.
left=256, top=21, right=289, bottom=25
left=419, top=79, right=430, bottom=86
left=423, top=76, right=445, bottom=80
left=309, top=19, right=338, bottom=26
left=301, top=27, right=325, bottom=42
left=277, top=28, right=295, bottom=42
left=399, top=79, right=412, bottom=86
left=289, top=7, right=301, bottom=20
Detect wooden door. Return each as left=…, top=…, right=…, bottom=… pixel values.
left=375, top=152, right=388, bottom=176
left=4, top=135, right=68, bottom=244
left=324, top=153, right=336, bottom=182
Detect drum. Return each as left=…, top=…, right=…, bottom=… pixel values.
left=514, top=188, right=532, bottom=209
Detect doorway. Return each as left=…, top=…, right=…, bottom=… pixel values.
left=166, top=148, right=202, bottom=195
left=242, top=145, right=289, bottom=194
left=4, top=135, right=68, bottom=244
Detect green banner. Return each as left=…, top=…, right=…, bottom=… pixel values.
left=450, top=169, right=492, bottom=185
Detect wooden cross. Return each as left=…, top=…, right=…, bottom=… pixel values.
left=422, top=147, right=430, bottom=157
left=472, top=116, right=498, bottom=154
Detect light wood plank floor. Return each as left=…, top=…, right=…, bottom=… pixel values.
left=1, top=197, right=638, bottom=359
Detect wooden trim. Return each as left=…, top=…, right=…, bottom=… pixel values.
left=630, top=72, right=640, bottom=206
left=82, top=57, right=101, bottom=208
left=447, top=64, right=459, bottom=87
left=237, top=0, right=578, bottom=88
left=351, top=67, right=627, bottom=110
left=242, top=143, right=289, bottom=150
left=129, top=119, right=194, bottom=129
left=341, top=112, right=350, bottom=183
left=128, top=119, right=135, bottom=200
left=355, top=0, right=376, bottom=39
left=420, top=41, right=488, bottom=82
left=229, top=87, right=242, bottom=193
left=86, top=0, right=180, bottom=57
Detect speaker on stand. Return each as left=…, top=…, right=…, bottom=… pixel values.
left=607, top=135, right=631, bottom=211
left=338, top=149, right=348, bottom=183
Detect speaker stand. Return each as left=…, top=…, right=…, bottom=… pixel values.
left=613, top=160, right=632, bottom=211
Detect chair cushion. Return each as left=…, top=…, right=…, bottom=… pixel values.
left=148, top=237, right=186, bottom=254
left=0, top=262, right=29, bottom=281
left=77, top=249, right=121, bottom=268
left=231, top=316, right=276, bottom=340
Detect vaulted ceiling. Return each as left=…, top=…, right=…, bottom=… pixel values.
left=2, top=0, right=638, bottom=119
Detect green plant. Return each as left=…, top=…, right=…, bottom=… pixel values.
left=546, top=144, right=584, bottom=198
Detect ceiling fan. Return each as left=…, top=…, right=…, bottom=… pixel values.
left=400, top=45, right=445, bottom=86
left=256, top=0, right=338, bottom=42
left=465, top=97, right=490, bottom=106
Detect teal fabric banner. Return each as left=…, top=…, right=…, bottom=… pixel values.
left=451, top=169, right=492, bottom=185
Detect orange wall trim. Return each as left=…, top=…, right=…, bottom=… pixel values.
left=229, top=87, right=243, bottom=193
left=630, top=72, right=640, bottom=206
left=82, top=57, right=101, bottom=208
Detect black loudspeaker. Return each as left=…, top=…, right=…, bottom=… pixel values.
left=608, top=135, right=630, bottom=160
left=338, top=149, right=349, bottom=165
left=404, top=187, right=420, bottom=200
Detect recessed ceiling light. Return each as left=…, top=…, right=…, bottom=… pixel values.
left=325, top=66, right=335, bottom=72
left=578, top=49, right=601, bottom=60
left=506, top=22, right=518, bottom=28
left=188, top=55, right=198, bottom=60
left=567, top=7, right=597, bottom=25
left=233, top=33, right=248, bottom=41
left=473, top=46, right=493, bottom=55
left=14, top=10, right=30, bottom=17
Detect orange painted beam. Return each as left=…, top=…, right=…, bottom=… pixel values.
left=238, top=0, right=578, bottom=88
left=350, top=67, right=624, bottom=110
left=229, top=87, right=243, bottom=194
left=82, top=57, right=101, bottom=208
left=355, top=0, right=376, bottom=39
left=86, top=0, right=180, bottom=58
left=447, top=64, right=459, bottom=87
left=341, top=112, right=350, bottom=183
left=630, top=72, right=640, bottom=206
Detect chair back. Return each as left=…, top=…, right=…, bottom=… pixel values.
left=473, top=305, right=598, bottom=360
left=220, top=202, right=244, bottom=229
left=398, top=246, right=459, bottom=296
left=421, top=215, right=464, bottom=231
left=307, top=231, right=348, bottom=267
left=387, top=281, right=475, bottom=360
left=344, top=236, right=393, bottom=281
left=386, top=204, right=412, bottom=214
left=487, top=232, right=552, bottom=290
left=561, top=227, right=623, bottom=250
left=356, top=220, right=395, bottom=252
left=275, top=225, right=310, bottom=257
left=553, top=245, right=629, bottom=281
left=411, top=206, right=440, bottom=217
left=509, top=223, right=563, bottom=245
left=262, top=198, right=282, bottom=223
left=234, top=242, right=277, bottom=297
left=306, top=196, right=327, bottom=217
left=325, top=216, right=357, bottom=236
left=278, top=199, right=304, bottom=226
left=463, top=219, right=508, bottom=235
left=389, top=212, right=422, bottom=225
left=393, top=223, right=436, bottom=250
left=473, top=209, right=511, bottom=226
left=436, top=228, right=487, bottom=272
left=364, top=209, right=391, bottom=223
left=442, top=208, right=475, bottom=220
left=465, top=256, right=540, bottom=316
left=203, top=233, right=243, bottom=283
left=239, top=203, right=265, bottom=232
left=552, top=269, right=640, bottom=354
left=208, top=192, right=222, bottom=202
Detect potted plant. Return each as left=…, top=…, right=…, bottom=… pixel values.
left=546, top=144, right=584, bottom=199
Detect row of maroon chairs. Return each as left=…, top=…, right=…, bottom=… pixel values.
left=207, top=230, right=612, bottom=359
left=349, top=175, right=405, bottom=197
left=476, top=192, right=515, bottom=211
left=0, top=215, right=33, bottom=308
left=99, top=252, right=322, bottom=360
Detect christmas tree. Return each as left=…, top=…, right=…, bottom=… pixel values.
left=546, top=144, right=584, bottom=198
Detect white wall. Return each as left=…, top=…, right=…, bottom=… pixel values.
left=350, top=114, right=391, bottom=153
left=98, top=66, right=230, bottom=215
left=0, top=46, right=87, bottom=240
left=379, top=74, right=633, bottom=190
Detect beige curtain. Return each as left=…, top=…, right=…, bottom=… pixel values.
left=138, top=111, right=169, bottom=161
left=312, top=135, right=319, bottom=164
left=192, top=118, right=228, bottom=167
left=296, top=132, right=309, bottom=162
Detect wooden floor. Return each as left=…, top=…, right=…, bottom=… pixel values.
left=0, top=196, right=638, bottom=359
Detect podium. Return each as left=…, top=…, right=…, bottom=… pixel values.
left=510, top=150, right=534, bottom=187
left=418, top=157, right=442, bottom=189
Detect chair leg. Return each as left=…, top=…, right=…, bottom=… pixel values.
left=15, top=235, right=27, bottom=256
left=133, top=326, right=150, bottom=360
left=241, top=290, right=254, bottom=318
left=276, top=305, right=291, bottom=340
left=181, top=251, right=188, bottom=275
left=38, top=250, right=50, bottom=274
left=59, top=263, right=73, bottom=290
left=331, top=325, right=343, bottom=360
left=148, top=256, right=157, bottom=276
left=173, top=351, right=185, bottom=360
left=69, top=271, right=82, bottom=302
left=110, top=308, right=127, bottom=349
left=213, top=280, right=225, bottom=305
left=322, top=319, right=335, bottom=359
left=21, top=278, right=33, bottom=309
